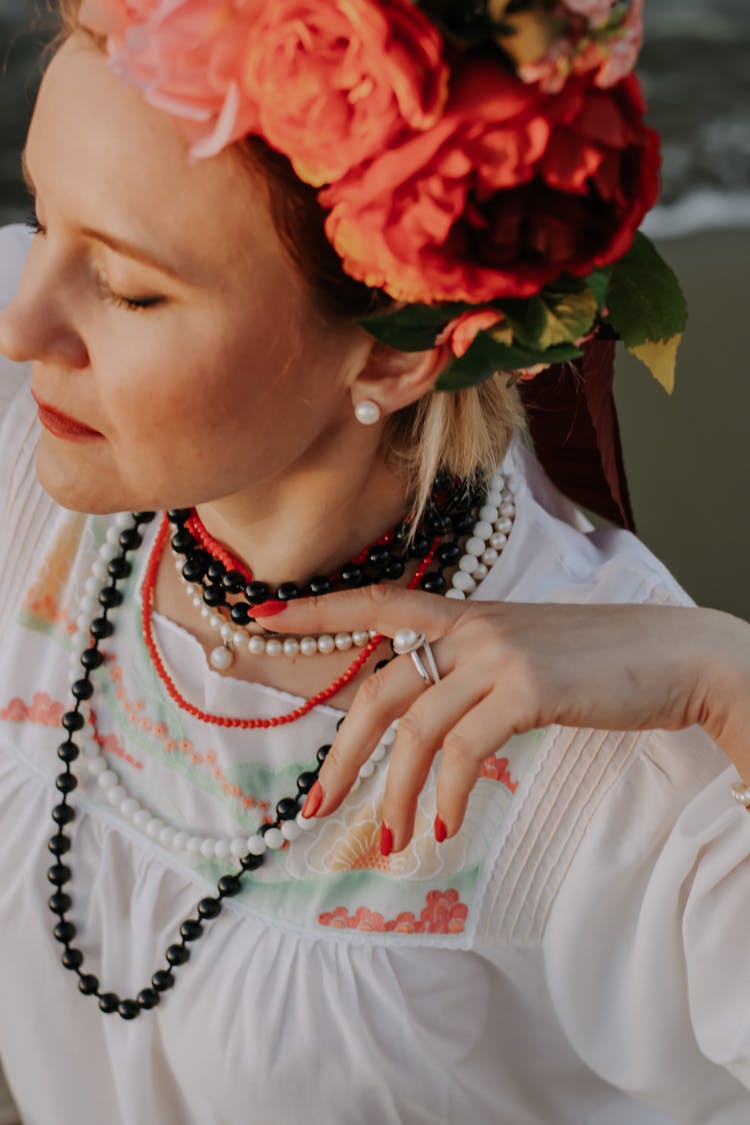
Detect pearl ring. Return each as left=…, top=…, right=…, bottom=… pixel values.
left=392, top=628, right=441, bottom=686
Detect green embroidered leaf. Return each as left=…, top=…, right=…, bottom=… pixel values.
left=359, top=302, right=470, bottom=352
left=435, top=332, right=582, bottom=391
left=606, top=232, right=688, bottom=348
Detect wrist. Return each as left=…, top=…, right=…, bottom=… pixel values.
left=696, top=609, right=750, bottom=780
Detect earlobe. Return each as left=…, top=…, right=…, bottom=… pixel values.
left=353, top=339, right=450, bottom=418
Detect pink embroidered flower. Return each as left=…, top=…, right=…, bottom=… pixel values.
left=384, top=911, right=421, bottom=934
left=243, top=0, right=449, bottom=187
left=436, top=309, right=505, bottom=359
left=318, top=906, right=351, bottom=929
left=27, top=694, right=66, bottom=727
left=1, top=699, right=27, bottom=722
left=349, top=906, right=386, bottom=932
left=420, top=889, right=468, bottom=935
left=479, top=754, right=519, bottom=793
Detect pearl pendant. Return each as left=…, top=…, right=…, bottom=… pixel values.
left=209, top=644, right=234, bottom=671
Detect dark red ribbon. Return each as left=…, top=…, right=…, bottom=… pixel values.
left=518, top=338, right=635, bottom=532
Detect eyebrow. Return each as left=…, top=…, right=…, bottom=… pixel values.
left=21, top=146, right=186, bottom=283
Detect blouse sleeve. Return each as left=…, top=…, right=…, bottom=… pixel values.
left=0, top=1066, right=21, bottom=1125
left=0, top=223, right=54, bottom=624
left=0, top=223, right=33, bottom=420
left=542, top=724, right=750, bottom=1121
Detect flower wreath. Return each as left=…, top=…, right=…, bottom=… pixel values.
left=77, top=0, right=685, bottom=399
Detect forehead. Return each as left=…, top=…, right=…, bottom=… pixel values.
left=26, top=33, right=284, bottom=284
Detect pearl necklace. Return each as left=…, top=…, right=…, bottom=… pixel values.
left=72, top=518, right=397, bottom=861
left=174, top=471, right=515, bottom=670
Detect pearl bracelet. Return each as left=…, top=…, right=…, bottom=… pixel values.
left=730, top=780, right=750, bottom=807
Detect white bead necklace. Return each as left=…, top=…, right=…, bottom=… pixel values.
left=72, top=470, right=515, bottom=860
left=71, top=518, right=401, bottom=863
left=177, top=471, right=515, bottom=670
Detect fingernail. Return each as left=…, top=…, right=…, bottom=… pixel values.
left=252, top=600, right=288, bottom=618
left=302, top=780, right=324, bottom=819
left=434, top=814, right=447, bottom=843
left=379, top=820, right=393, bottom=857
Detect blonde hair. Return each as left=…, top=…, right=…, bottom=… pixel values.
left=54, top=0, right=524, bottom=516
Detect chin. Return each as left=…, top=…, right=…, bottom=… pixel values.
left=35, top=438, right=135, bottom=516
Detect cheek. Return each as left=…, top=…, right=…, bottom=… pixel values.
left=101, top=317, right=330, bottom=491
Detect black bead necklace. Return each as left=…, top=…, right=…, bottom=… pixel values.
left=170, top=476, right=485, bottom=625
left=48, top=511, right=344, bottom=1021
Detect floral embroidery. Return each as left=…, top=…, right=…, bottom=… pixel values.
left=0, top=693, right=65, bottom=727
left=89, top=708, right=142, bottom=771
left=105, top=660, right=271, bottom=816
left=286, top=791, right=460, bottom=881
left=319, top=888, right=468, bottom=935
left=20, top=515, right=89, bottom=637
left=479, top=754, right=519, bottom=793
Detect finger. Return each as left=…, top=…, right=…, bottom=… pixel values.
left=254, top=584, right=466, bottom=643
left=381, top=669, right=490, bottom=853
left=310, top=652, right=430, bottom=819
left=435, top=693, right=524, bottom=838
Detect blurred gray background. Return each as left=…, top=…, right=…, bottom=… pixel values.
left=1, top=1, right=749, bottom=615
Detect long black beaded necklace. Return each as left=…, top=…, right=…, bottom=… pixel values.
left=47, top=511, right=343, bottom=1021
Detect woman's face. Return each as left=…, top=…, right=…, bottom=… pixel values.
left=0, top=33, right=369, bottom=514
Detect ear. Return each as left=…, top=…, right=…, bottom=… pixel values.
left=350, top=339, right=451, bottom=417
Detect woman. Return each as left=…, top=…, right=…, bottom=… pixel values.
left=0, top=2, right=748, bottom=1123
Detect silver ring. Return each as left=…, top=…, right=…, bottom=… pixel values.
left=410, top=651, right=431, bottom=684
left=419, top=639, right=441, bottom=684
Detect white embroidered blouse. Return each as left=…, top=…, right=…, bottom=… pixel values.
left=0, top=224, right=749, bottom=1125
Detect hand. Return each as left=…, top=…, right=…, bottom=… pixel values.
left=267, top=589, right=750, bottom=852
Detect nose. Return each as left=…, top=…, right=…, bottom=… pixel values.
left=0, top=242, right=88, bottom=370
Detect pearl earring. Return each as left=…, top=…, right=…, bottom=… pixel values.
left=354, top=400, right=382, bottom=426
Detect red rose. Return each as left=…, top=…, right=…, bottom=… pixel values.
left=321, top=63, right=660, bottom=304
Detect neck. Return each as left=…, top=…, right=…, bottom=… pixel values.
left=194, top=451, right=411, bottom=585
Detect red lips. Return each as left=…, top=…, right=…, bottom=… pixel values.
left=31, top=392, right=103, bottom=441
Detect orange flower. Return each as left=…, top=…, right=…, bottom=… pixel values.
left=243, top=0, right=448, bottom=187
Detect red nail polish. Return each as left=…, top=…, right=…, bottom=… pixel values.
left=434, top=814, right=447, bottom=843
left=252, top=600, right=288, bottom=618
left=302, top=780, right=324, bottom=819
left=379, top=821, right=393, bottom=857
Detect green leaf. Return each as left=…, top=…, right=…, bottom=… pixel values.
left=606, top=232, right=688, bottom=348
left=435, top=332, right=582, bottom=392
left=497, top=285, right=598, bottom=350
left=359, top=302, right=470, bottom=352
left=584, top=268, right=612, bottom=309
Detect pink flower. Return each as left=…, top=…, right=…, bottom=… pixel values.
left=562, top=0, right=615, bottom=29
left=78, top=0, right=160, bottom=39
left=82, top=0, right=267, bottom=160
left=436, top=309, right=505, bottom=359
